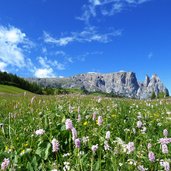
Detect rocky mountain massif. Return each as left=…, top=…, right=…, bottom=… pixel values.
left=27, top=72, right=169, bottom=99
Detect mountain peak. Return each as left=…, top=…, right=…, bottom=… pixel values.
left=27, top=71, right=169, bottom=99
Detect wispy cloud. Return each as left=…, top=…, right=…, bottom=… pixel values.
left=77, top=0, right=152, bottom=24
left=44, top=26, right=122, bottom=46
left=0, top=25, right=33, bottom=71
left=34, top=56, right=66, bottom=78
left=44, top=32, right=74, bottom=46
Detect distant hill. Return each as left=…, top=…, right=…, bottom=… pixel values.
left=0, top=71, right=43, bottom=94
left=0, top=84, right=28, bottom=94
left=27, top=72, right=169, bottom=99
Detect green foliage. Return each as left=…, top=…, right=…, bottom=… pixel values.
left=0, top=71, right=43, bottom=94
left=151, top=91, right=156, bottom=99
left=0, top=93, right=171, bottom=170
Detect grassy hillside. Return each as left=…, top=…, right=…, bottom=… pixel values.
left=0, top=84, right=28, bottom=94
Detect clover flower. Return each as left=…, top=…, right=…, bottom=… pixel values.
left=75, top=138, right=81, bottom=148
left=105, top=131, right=110, bottom=140
left=91, top=144, right=98, bottom=153
left=163, top=129, right=168, bottom=137
left=162, top=144, right=168, bottom=154
left=52, top=138, right=60, bottom=152
left=65, top=119, right=73, bottom=130
left=1, top=158, right=10, bottom=170
left=148, top=151, right=155, bottom=162
left=35, top=129, right=45, bottom=135
left=97, top=116, right=103, bottom=126
left=126, top=142, right=135, bottom=154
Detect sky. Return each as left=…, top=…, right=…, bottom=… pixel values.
left=0, top=0, right=170, bottom=92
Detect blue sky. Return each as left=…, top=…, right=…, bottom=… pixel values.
left=0, top=0, right=170, bottom=92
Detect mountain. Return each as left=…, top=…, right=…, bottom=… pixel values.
left=27, top=72, right=169, bottom=99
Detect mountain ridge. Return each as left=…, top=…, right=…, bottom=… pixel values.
left=27, top=71, right=169, bottom=99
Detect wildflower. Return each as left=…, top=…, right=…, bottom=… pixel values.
left=141, top=127, right=147, bottom=134
left=147, top=143, right=152, bottom=150
left=105, top=131, right=110, bottom=140
left=160, top=161, right=170, bottom=171
left=63, top=153, right=70, bottom=157
left=104, top=140, right=110, bottom=151
left=35, top=129, right=45, bottom=135
left=91, top=144, right=98, bottom=153
left=92, top=112, right=96, bottom=121
left=148, top=151, right=155, bottom=162
left=97, top=116, right=103, bottom=126
left=82, top=136, right=89, bottom=144
left=127, top=159, right=137, bottom=165
left=1, top=158, right=10, bottom=170
left=162, top=144, right=168, bottom=154
left=163, top=129, right=168, bottom=137
left=126, top=142, right=135, bottom=154
left=137, top=120, right=143, bottom=128
left=137, top=165, right=147, bottom=171
left=65, top=119, right=73, bottom=130
left=30, top=96, right=36, bottom=104
left=77, top=114, right=81, bottom=122
left=63, top=162, right=70, bottom=171
left=71, top=127, right=77, bottom=141
left=159, top=138, right=171, bottom=144
left=97, top=97, right=102, bottom=103
left=52, top=138, right=59, bottom=152
left=75, top=138, right=81, bottom=148
left=83, top=121, right=88, bottom=126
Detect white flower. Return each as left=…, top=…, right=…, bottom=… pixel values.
left=35, top=129, right=45, bottom=135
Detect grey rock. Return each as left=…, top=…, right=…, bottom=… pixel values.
left=26, top=72, right=169, bottom=99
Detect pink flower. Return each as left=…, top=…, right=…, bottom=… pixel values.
left=91, top=144, right=98, bottom=153
left=163, top=129, right=168, bottom=137
left=137, top=121, right=143, bottom=128
left=97, top=116, right=103, bottom=126
left=137, top=165, right=146, bottom=171
left=104, top=141, right=110, bottom=151
left=162, top=144, right=168, bottom=154
left=147, top=143, right=152, bottom=150
left=148, top=151, right=155, bottom=162
left=52, top=138, right=60, bottom=152
left=126, top=142, right=135, bottom=154
left=159, top=138, right=171, bottom=144
left=75, top=138, right=81, bottom=148
left=106, top=131, right=110, bottom=140
left=1, top=158, right=10, bottom=170
left=71, top=127, right=77, bottom=141
left=65, top=119, right=73, bottom=130
left=35, top=129, right=45, bottom=135
left=92, top=112, right=97, bottom=121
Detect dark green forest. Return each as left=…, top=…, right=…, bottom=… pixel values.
left=0, top=71, right=43, bottom=94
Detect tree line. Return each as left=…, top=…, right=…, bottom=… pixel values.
left=0, top=71, right=43, bottom=94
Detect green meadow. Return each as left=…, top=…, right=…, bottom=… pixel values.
left=0, top=86, right=171, bottom=170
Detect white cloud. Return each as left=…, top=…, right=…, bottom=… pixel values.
left=34, top=68, right=55, bottom=78
left=78, top=0, right=152, bottom=23
left=0, top=25, right=33, bottom=70
left=44, top=26, right=122, bottom=46
left=37, top=56, right=65, bottom=70
left=0, top=61, right=7, bottom=71
left=44, top=32, right=74, bottom=46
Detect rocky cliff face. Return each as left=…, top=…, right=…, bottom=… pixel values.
left=27, top=72, right=169, bottom=99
